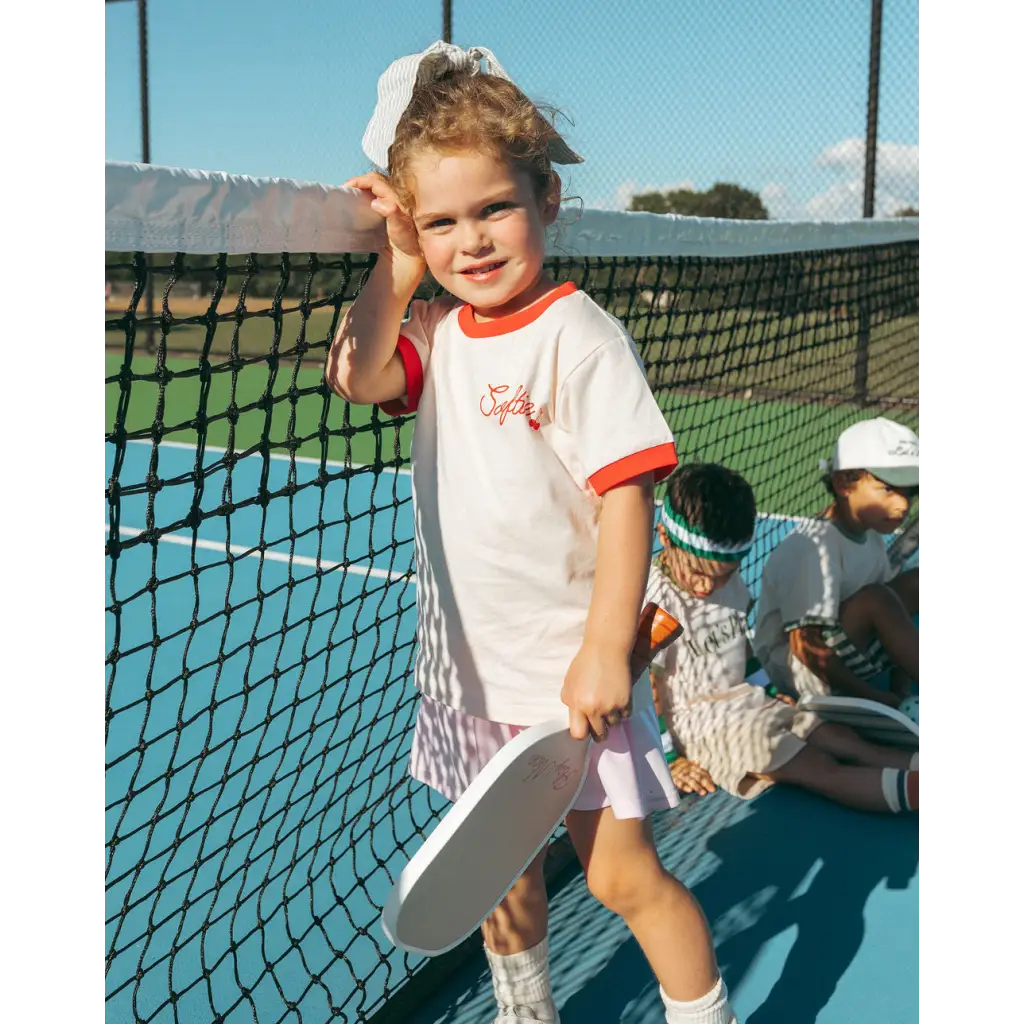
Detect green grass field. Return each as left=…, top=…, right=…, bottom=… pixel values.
left=105, top=347, right=916, bottom=520
left=105, top=305, right=343, bottom=361
left=106, top=251, right=917, bottom=521
left=106, top=300, right=918, bottom=406
left=105, top=348, right=409, bottom=471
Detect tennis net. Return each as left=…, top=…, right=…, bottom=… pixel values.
left=105, top=162, right=918, bottom=1023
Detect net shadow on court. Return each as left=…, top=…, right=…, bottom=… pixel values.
left=405, top=785, right=918, bottom=1024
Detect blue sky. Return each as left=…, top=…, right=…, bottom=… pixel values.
left=105, top=0, right=918, bottom=219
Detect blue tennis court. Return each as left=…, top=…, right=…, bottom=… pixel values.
left=106, top=440, right=916, bottom=1023
left=410, top=786, right=917, bottom=1024
left=106, top=441, right=429, bottom=1022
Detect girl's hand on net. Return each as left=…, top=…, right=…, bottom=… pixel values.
left=344, top=172, right=424, bottom=265
left=670, top=758, right=716, bottom=796
left=561, top=641, right=633, bottom=743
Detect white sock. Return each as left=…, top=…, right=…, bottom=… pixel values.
left=661, top=976, right=737, bottom=1024
left=881, top=767, right=917, bottom=812
left=485, top=937, right=559, bottom=1023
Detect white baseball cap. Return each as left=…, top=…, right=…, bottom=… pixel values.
left=831, top=417, right=919, bottom=488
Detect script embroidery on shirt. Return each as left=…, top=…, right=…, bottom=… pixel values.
left=479, top=383, right=537, bottom=425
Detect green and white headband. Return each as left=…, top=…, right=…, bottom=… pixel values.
left=660, top=502, right=753, bottom=563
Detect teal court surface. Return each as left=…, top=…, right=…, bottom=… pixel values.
left=409, top=786, right=917, bottom=1024
left=106, top=440, right=917, bottom=1024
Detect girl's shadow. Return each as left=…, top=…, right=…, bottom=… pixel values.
left=707, top=786, right=918, bottom=1023
left=559, top=784, right=917, bottom=1024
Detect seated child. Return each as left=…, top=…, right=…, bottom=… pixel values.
left=648, top=462, right=918, bottom=813
left=754, top=417, right=919, bottom=707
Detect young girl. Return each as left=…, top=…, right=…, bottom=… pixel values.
left=754, top=417, right=919, bottom=708
left=326, top=41, right=736, bottom=1024
left=648, top=463, right=919, bottom=814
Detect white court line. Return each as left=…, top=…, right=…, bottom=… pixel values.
left=121, top=442, right=806, bottom=520
left=756, top=511, right=812, bottom=526
left=118, top=444, right=813, bottom=523
left=120, top=438, right=412, bottom=477
left=108, top=505, right=905, bottom=603
left=106, top=524, right=416, bottom=585
left=110, top=515, right=799, bottom=591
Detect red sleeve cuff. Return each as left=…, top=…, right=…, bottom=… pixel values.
left=379, top=335, right=424, bottom=416
left=588, top=442, right=678, bottom=496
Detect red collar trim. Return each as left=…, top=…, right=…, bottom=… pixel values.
left=457, top=281, right=577, bottom=338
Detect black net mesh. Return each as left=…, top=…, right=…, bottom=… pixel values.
left=105, top=241, right=918, bottom=1023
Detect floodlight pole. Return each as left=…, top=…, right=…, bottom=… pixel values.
left=106, top=0, right=156, bottom=348
left=136, top=0, right=156, bottom=349
left=443, top=0, right=452, bottom=43
left=138, top=0, right=151, bottom=166
left=855, top=0, right=884, bottom=405
left=862, top=0, right=883, bottom=219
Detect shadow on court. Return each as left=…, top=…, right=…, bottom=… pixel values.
left=412, top=785, right=918, bottom=1024
left=698, top=787, right=917, bottom=1024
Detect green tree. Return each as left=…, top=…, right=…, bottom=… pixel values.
left=894, top=206, right=919, bottom=217
left=629, top=182, right=769, bottom=220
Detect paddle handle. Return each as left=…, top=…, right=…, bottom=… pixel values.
left=629, top=602, right=683, bottom=683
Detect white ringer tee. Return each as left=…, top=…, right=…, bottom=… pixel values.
left=380, top=282, right=678, bottom=725
left=753, top=517, right=896, bottom=691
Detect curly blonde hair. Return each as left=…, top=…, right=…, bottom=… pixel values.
left=387, top=73, right=569, bottom=213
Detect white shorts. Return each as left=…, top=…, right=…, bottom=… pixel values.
left=409, top=693, right=680, bottom=820
left=675, top=696, right=821, bottom=801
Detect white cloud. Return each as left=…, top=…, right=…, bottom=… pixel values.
left=816, top=137, right=865, bottom=170
left=804, top=137, right=918, bottom=219
left=597, top=138, right=918, bottom=221
left=759, top=181, right=800, bottom=220
left=804, top=179, right=864, bottom=220
left=817, top=137, right=918, bottom=182
left=595, top=177, right=697, bottom=211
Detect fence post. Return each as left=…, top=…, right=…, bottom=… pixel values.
left=862, top=0, right=883, bottom=219
left=136, top=0, right=157, bottom=352
left=854, top=249, right=872, bottom=405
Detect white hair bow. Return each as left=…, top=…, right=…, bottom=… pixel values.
left=361, top=40, right=583, bottom=170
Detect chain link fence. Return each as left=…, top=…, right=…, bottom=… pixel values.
left=107, top=0, right=917, bottom=222
left=453, top=0, right=918, bottom=219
